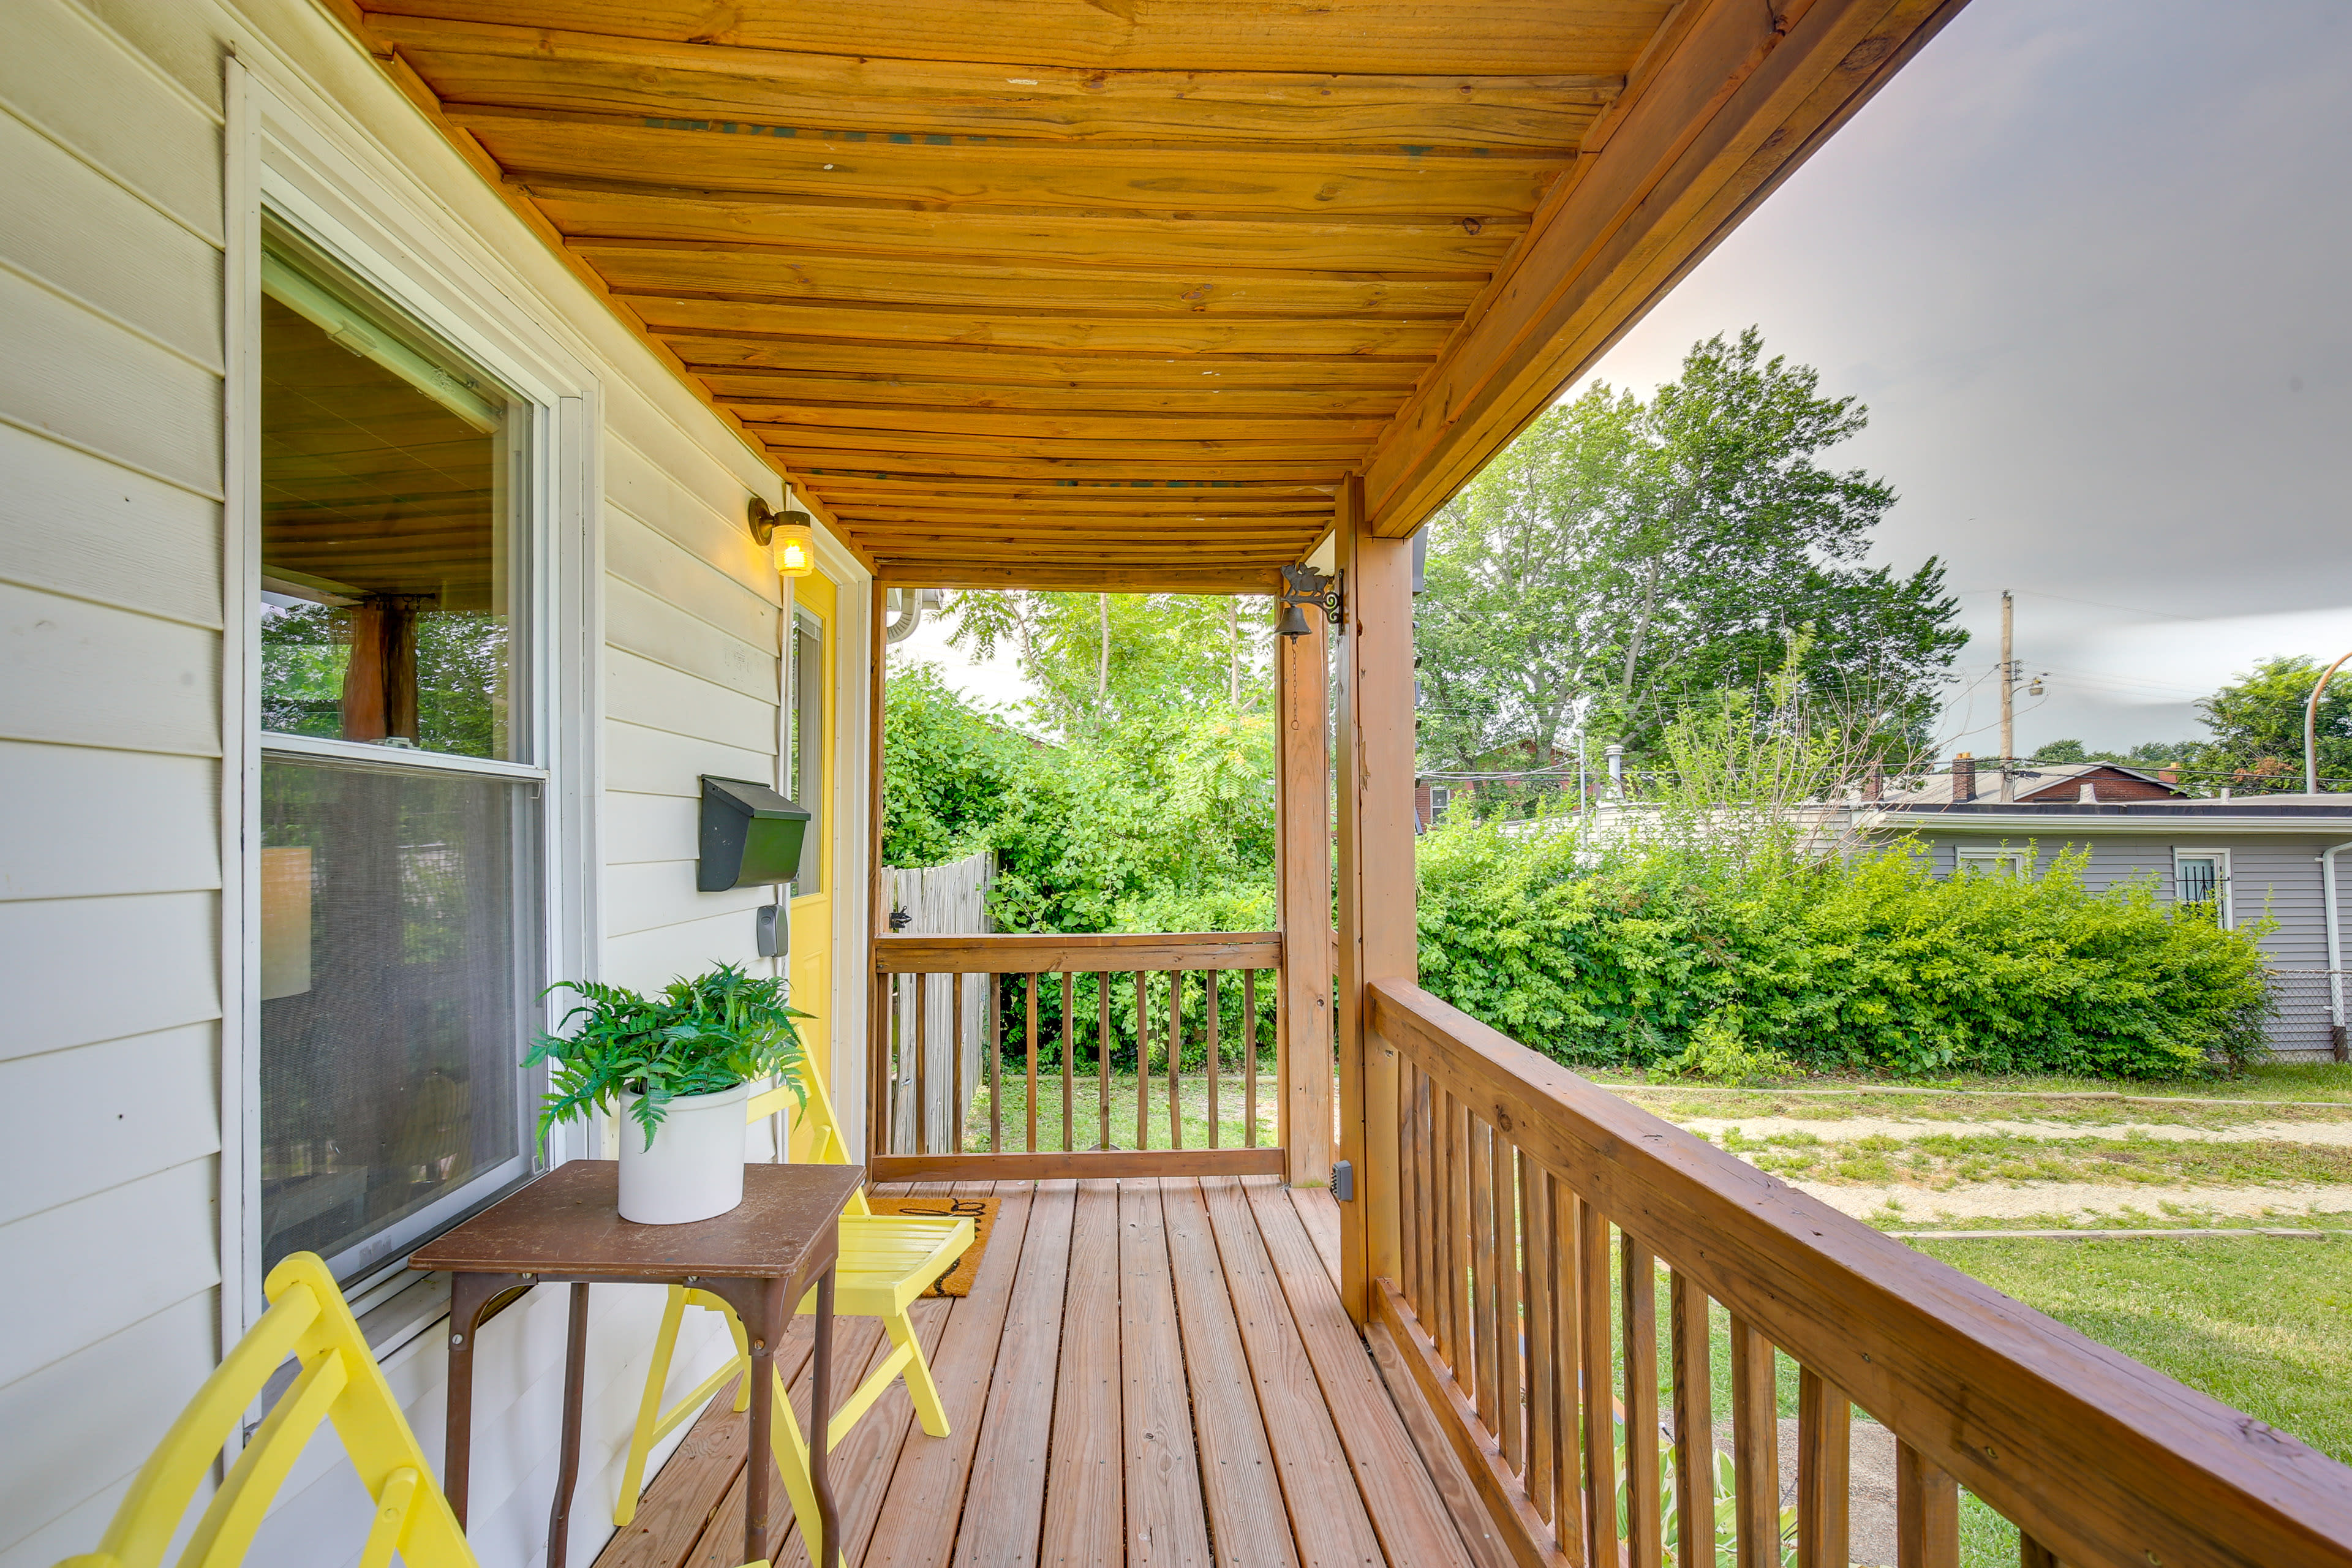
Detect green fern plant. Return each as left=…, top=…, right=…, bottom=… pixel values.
left=525, top=963, right=808, bottom=1152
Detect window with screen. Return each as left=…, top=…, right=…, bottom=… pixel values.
left=788, top=607, right=824, bottom=893
left=255, top=225, right=541, bottom=1285
left=1954, top=847, right=2030, bottom=878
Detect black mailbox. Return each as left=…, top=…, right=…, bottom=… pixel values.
left=698, top=775, right=810, bottom=892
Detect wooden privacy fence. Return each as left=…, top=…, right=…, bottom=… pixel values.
left=881, top=853, right=993, bottom=1153
left=869, top=932, right=1285, bottom=1183
left=1365, top=978, right=2352, bottom=1568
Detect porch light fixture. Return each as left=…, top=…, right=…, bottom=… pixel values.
left=748, top=497, right=819, bottom=578
left=1276, top=564, right=1340, bottom=638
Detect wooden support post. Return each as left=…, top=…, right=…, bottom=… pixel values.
left=1334, top=475, right=1415, bottom=1324
left=864, top=579, right=888, bottom=1161
left=1276, top=570, right=1333, bottom=1186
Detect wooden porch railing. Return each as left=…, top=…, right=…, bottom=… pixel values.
left=1365, top=978, right=2352, bottom=1568
left=868, top=932, right=1287, bottom=1183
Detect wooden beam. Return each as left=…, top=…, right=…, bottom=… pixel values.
left=731, top=405, right=1391, bottom=445
left=377, top=15, right=1618, bottom=148
left=699, top=374, right=1410, bottom=419
left=1359, top=0, right=1969, bottom=534
left=875, top=932, right=1280, bottom=973
left=1277, top=589, right=1334, bottom=1188
left=865, top=577, right=888, bottom=1159
left=768, top=450, right=1352, bottom=485
left=1333, top=477, right=1417, bottom=1324
left=873, top=562, right=1281, bottom=594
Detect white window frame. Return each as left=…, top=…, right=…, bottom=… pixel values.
left=1954, top=846, right=2032, bottom=878
left=225, top=59, right=603, bottom=1331
left=2173, top=848, right=2234, bottom=928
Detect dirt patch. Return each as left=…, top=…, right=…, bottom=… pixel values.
left=1792, top=1180, right=2352, bottom=1224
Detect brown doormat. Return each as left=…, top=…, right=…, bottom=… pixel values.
left=865, top=1196, right=1000, bottom=1297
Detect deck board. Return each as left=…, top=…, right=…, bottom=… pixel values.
left=595, top=1176, right=1488, bottom=1568
left=1162, top=1180, right=1302, bottom=1568
left=1120, top=1179, right=1215, bottom=1566
left=1041, top=1180, right=1123, bottom=1566
left=952, top=1179, right=1077, bottom=1568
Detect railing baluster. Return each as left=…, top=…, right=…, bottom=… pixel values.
left=1578, top=1198, right=1618, bottom=1568
left=1731, top=1316, right=1780, bottom=1568
left=914, top=972, right=929, bottom=1156
left=1895, top=1441, right=1959, bottom=1568
left=1523, top=1156, right=1557, bottom=1529
left=988, top=972, right=1001, bottom=1154
left=2019, top=1536, right=2060, bottom=1568
left=1396, top=1061, right=1420, bottom=1313
left=1135, top=971, right=1150, bottom=1151
left=1097, top=973, right=1112, bottom=1151
left=951, top=971, right=966, bottom=1153
left=1494, top=1137, right=1525, bottom=1478
left=1799, top=1368, right=1852, bottom=1568
left=1624, top=1231, right=1664, bottom=1568
left=1243, top=969, right=1259, bottom=1147
left=1468, top=1114, right=1498, bottom=1433
left=1442, top=1091, right=1471, bottom=1381
left=1411, top=1067, right=1436, bottom=1319
left=1023, top=972, right=1040, bottom=1153
left=1671, top=1270, right=1716, bottom=1568
left=1167, top=969, right=1184, bottom=1151
left=1061, top=971, right=1076, bottom=1153
left=1549, top=1173, right=1583, bottom=1560
left=1207, top=969, right=1222, bottom=1147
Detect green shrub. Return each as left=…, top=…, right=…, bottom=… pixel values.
left=1415, top=815, right=2271, bottom=1079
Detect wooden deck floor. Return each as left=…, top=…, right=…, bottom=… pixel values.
left=592, top=1175, right=1504, bottom=1568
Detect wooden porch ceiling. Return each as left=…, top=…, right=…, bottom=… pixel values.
left=337, top=0, right=1963, bottom=589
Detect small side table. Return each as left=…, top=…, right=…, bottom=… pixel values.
left=412, top=1159, right=863, bottom=1568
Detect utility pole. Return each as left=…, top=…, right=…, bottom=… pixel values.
left=1999, top=590, right=2016, bottom=783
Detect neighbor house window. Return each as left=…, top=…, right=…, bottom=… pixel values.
left=255, top=224, right=541, bottom=1284
left=1428, top=786, right=1451, bottom=823
left=1955, top=847, right=2031, bottom=877
left=2174, top=850, right=2232, bottom=927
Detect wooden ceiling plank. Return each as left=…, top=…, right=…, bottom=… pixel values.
left=378, top=15, right=1618, bottom=149
left=744, top=423, right=1371, bottom=463
left=357, top=2, right=1670, bottom=78
left=629, top=297, right=1454, bottom=356
left=451, top=110, right=1566, bottom=219
left=570, top=234, right=1490, bottom=288
left=725, top=403, right=1387, bottom=442
left=831, top=502, right=1333, bottom=523
left=837, top=519, right=1329, bottom=541
left=573, top=242, right=1484, bottom=316
left=696, top=374, right=1408, bottom=418
left=1360, top=0, right=1966, bottom=535
left=847, top=536, right=1310, bottom=560
left=662, top=335, right=1434, bottom=385
left=762, top=449, right=1349, bottom=484
left=519, top=175, right=1529, bottom=271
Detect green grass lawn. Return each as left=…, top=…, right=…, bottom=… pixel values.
left=1698, top=1126, right=2352, bottom=1188
left=1917, top=1234, right=2352, bottom=1566
left=960, top=1062, right=1280, bottom=1153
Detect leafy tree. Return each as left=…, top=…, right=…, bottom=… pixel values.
left=880, top=666, right=1041, bottom=866
left=2184, top=655, right=2352, bottom=793
left=1417, top=329, right=1965, bottom=778
left=941, top=589, right=1272, bottom=740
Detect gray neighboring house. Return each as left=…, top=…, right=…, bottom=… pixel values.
left=1872, top=790, right=2352, bottom=1061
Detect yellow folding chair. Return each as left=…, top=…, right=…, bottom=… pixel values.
left=53, top=1250, right=766, bottom=1568
left=613, top=1049, right=973, bottom=1549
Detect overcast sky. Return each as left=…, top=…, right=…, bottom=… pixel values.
left=1574, top=0, right=2352, bottom=754
left=901, top=1, right=2352, bottom=750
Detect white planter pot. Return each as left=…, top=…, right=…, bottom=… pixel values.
left=616, top=1082, right=748, bottom=1224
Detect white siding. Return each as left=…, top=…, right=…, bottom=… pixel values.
left=0, top=4, right=872, bottom=1567
left=0, top=8, right=229, bottom=1566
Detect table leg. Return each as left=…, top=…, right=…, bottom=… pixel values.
left=744, top=1281, right=780, bottom=1567
left=547, top=1283, right=590, bottom=1568
left=811, top=1267, right=840, bottom=1568
left=444, top=1271, right=531, bottom=1528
